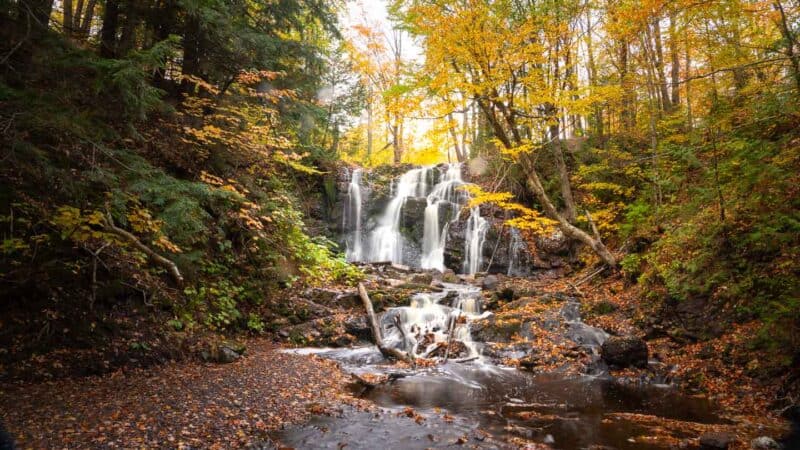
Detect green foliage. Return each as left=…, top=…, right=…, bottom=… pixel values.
left=620, top=253, right=643, bottom=281
left=92, top=37, right=180, bottom=121
left=626, top=92, right=800, bottom=351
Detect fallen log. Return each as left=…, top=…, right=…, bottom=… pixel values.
left=357, top=283, right=414, bottom=364
left=103, top=213, right=183, bottom=286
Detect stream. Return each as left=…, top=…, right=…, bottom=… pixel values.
left=276, top=282, right=728, bottom=449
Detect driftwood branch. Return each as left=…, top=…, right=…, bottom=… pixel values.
left=584, top=210, right=602, bottom=242
left=103, top=214, right=184, bottom=286
left=357, top=283, right=413, bottom=363
left=443, top=313, right=458, bottom=362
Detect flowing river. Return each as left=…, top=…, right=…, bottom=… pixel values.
left=277, top=282, right=729, bottom=449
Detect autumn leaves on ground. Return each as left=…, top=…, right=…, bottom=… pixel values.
left=1, top=0, right=800, bottom=448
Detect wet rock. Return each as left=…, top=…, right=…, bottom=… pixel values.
left=471, top=316, right=518, bottom=343
left=401, top=197, right=427, bottom=243
left=410, top=273, right=434, bottom=285
left=567, top=322, right=608, bottom=348
left=482, top=275, right=499, bottom=290
left=519, top=353, right=542, bottom=370
left=497, top=287, right=516, bottom=301
left=217, top=346, right=240, bottom=364
left=601, top=335, right=648, bottom=368
left=699, top=432, right=735, bottom=449
left=426, top=340, right=469, bottom=359
left=481, top=342, right=531, bottom=360
left=343, top=315, right=372, bottom=341
left=441, top=269, right=459, bottom=283
left=750, top=436, right=780, bottom=449
left=333, top=334, right=356, bottom=347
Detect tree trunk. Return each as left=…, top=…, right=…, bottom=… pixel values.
left=521, top=155, right=617, bottom=267
left=366, top=93, right=373, bottom=162
left=652, top=17, right=672, bottom=111
left=63, top=0, right=74, bottom=36
left=669, top=12, right=681, bottom=108
left=118, top=0, right=139, bottom=56
left=10, top=0, right=54, bottom=76
left=77, top=0, right=97, bottom=39
left=619, top=41, right=635, bottom=131
left=103, top=214, right=184, bottom=285
left=774, top=0, right=800, bottom=94
left=100, top=0, right=120, bottom=58
left=447, top=112, right=465, bottom=162
left=181, top=13, right=203, bottom=79
left=685, top=35, right=693, bottom=128
left=357, top=283, right=413, bottom=363
left=73, top=0, right=85, bottom=31
left=546, top=105, right=577, bottom=223
left=475, top=95, right=616, bottom=267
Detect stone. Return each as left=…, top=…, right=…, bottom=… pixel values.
left=699, top=432, right=735, bottom=449
left=410, top=273, right=434, bottom=285
left=343, top=315, right=372, bottom=341
left=518, top=353, right=542, bottom=370
left=441, top=270, right=459, bottom=284
left=333, top=334, right=356, bottom=347
left=750, top=436, right=780, bottom=449
left=601, top=335, right=649, bottom=368
left=498, top=287, right=516, bottom=301
left=481, top=275, right=499, bottom=290
left=217, top=346, right=241, bottom=364
left=471, top=316, right=518, bottom=343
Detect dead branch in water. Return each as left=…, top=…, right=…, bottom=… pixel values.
left=357, top=283, right=414, bottom=364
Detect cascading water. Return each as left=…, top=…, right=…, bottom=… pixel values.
left=368, top=167, right=431, bottom=263
left=343, top=168, right=363, bottom=261
left=463, top=206, right=489, bottom=275
left=507, top=227, right=525, bottom=276
left=420, top=165, right=465, bottom=271
left=380, top=284, right=483, bottom=359
left=353, top=163, right=487, bottom=274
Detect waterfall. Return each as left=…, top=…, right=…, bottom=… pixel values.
left=368, top=167, right=432, bottom=263
left=463, top=206, right=488, bottom=275
left=343, top=168, right=363, bottom=261
left=420, top=164, right=465, bottom=270
left=507, top=227, right=525, bottom=276
left=380, top=284, right=483, bottom=359
left=355, top=163, right=489, bottom=274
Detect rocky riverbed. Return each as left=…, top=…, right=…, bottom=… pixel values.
left=272, top=263, right=794, bottom=449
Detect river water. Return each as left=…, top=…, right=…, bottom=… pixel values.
left=277, top=282, right=729, bottom=449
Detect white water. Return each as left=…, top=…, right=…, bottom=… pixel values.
left=368, top=167, right=431, bottom=263
left=349, top=164, right=487, bottom=274
left=381, top=284, right=483, bottom=359
left=507, top=227, right=525, bottom=276
left=464, top=206, right=489, bottom=275
left=344, top=168, right=363, bottom=261
left=420, top=164, right=465, bottom=270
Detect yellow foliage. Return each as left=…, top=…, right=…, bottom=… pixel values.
left=464, top=185, right=557, bottom=234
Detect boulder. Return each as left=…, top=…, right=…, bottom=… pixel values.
left=441, top=269, right=459, bottom=283
left=471, top=316, right=518, bottom=343
left=481, top=275, right=499, bottom=290
left=699, top=432, right=735, bottom=449
left=201, top=342, right=245, bottom=364
left=218, top=346, right=241, bottom=364
left=410, top=272, right=434, bottom=285
left=518, top=352, right=542, bottom=370
left=400, top=197, right=427, bottom=243
left=343, top=315, right=372, bottom=341
left=601, top=335, right=649, bottom=368
left=750, top=437, right=780, bottom=450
